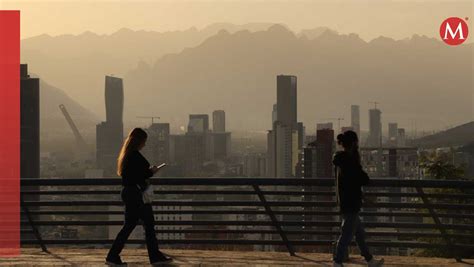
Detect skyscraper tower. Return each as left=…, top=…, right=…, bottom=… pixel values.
left=397, top=128, right=406, bottom=147
left=96, top=76, right=124, bottom=176
left=315, top=129, right=335, bottom=178
left=276, top=75, right=297, bottom=129
left=368, top=108, right=382, bottom=147
left=143, top=123, right=170, bottom=166
left=267, top=75, right=299, bottom=178
left=351, top=105, right=360, bottom=137
left=272, top=104, right=277, bottom=124
left=388, top=122, right=398, bottom=147
left=20, top=64, right=40, bottom=180
left=212, top=110, right=225, bottom=133
left=105, top=76, right=124, bottom=125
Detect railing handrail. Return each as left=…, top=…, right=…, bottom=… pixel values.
left=19, top=176, right=474, bottom=261
left=20, top=177, right=474, bottom=188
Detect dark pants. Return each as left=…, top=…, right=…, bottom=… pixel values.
left=107, top=186, right=161, bottom=263
left=334, top=212, right=372, bottom=264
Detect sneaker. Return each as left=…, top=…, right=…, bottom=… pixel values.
left=333, top=262, right=343, bottom=267
left=367, top=257, right=384, bottom=267
left=151, top=255, right=173, bottom=266
left=105, top=257, right=127, bottom=267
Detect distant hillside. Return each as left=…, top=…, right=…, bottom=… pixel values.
left=37, top=76, right=98, bottom=141
left=412, top=121, right=474, bottom=148
left=23, top=23, right=473, bottom=131
left=298, top=27, right=338, bottom=39
left=124, top=25, right=473, bottom=130
left=21, top=23, right=280, bottom=114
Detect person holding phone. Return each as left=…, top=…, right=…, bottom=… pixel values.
left=106, top=128, right=171, bottom=266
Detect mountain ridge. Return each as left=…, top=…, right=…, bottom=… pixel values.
left=412, top=121, right=474, bottom=148
left=21, top=23, right=472, bottom=132
left=124, top=25, right=472, bottom=131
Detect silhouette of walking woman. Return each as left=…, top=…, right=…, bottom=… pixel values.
left=332, top=130, right=383, bottom=267
left=106, top=128, right=172, bottom=266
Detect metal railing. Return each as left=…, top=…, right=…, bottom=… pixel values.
left=19, top=177, right=474, bottom=260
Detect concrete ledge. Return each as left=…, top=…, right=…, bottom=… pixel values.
left=0, top=248, right=473, bottom=266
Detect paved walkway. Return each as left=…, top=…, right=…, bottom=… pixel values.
left=0, top=248, right=473, bottom=266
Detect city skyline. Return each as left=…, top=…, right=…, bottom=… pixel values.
left=22, top=21, right=472, bottom=134
left=2, top=4, right=473, bottom=264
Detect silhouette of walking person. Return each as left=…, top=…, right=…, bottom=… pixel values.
left=106, top=128, right=172, bottom=266
left=332, top=130, right=384, bottom=267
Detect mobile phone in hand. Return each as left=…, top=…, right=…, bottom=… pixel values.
left=157, top=163, right=167, bottom=170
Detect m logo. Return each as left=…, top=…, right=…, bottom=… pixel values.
left=440, top=17, right=469, bottom=45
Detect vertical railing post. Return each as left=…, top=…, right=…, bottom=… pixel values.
left=20, top=194, right=48, bottom=252
left=415, top=187, right=461, bottom=262
left=253, top=185, right=296, bottom=256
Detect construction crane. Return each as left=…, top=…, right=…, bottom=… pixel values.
left=58, top=104, right=87, bottom=148
left=323, top=117, right=345, bottom=130
left=369, top=101, right=379, bottom=109
left=137, top=116, right=161, bottom=124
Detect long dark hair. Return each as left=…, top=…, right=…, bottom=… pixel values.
left=337, top=130, right=360, bottom=164
left=117, top=128, right=148, bottom=176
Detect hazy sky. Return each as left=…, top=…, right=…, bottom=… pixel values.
left=2, top=0, right=473, bottom=40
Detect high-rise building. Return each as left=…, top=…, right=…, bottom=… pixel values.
left=187, top=114, right=216, bottom=161
left=267, top=75, right=299, bottom=178
left=272, top=104, right=277, bottom=124
left=315, top=129, right=335, bottom=178
left=266, top=130, right=275, bottom=177
left=212, top=110, right=225, bottom=133
left=304, top=135, right=316, bottom=146
left=351, top=105, right=360, bottom=137
left=96, top=76, right=124, bottom=176
left=388, top=123, right=398, bottom=147
left=209, top=132, right=231, bottom=160
left=143, top=123, right=170, bottom=167
left=171, top=111, right=227, bottom=175
left=170, top=135, right=186, bottom=167
left=104, top=76, right=124, bottom=125
left=397, top=128, right=406, bottom=147
left=188, top=114, right=209, bottom=133
left=368, top=108, right=382, bottom=147
left=183, top=133, right=206, bottom=175
left=274, top=122, right=296, bottom=178
left=243, top=153, right=267, bottom=177
left=276, top=75, right=297, bottom=129
left=297, top=122, right=305, bottom=149
left=20, top=64, right=40, bottom=180
left=170, top=133, right=206, bottom=176
left=303, top=145, right=317, bottom=178
left=267, top=122, right=298, bottom=178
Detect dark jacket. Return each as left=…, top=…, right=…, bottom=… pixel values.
left=333, top=151, right=370, bottom=213
left=121, top=150, right=153, bottom=191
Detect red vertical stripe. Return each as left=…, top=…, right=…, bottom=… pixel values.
left=0, top=10, right=20, bottom=257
